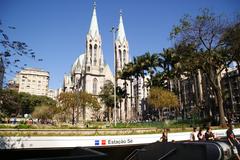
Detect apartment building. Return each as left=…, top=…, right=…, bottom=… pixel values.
left=16, top=68, right=49, bottom=96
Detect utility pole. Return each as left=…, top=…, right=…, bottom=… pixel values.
left=111, top=26, right=118, bottom=126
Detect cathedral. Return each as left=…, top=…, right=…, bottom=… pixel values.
left=63, top=3, right=132, bottom=121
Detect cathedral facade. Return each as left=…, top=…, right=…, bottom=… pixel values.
left=63, top=4, right=132, bottom=121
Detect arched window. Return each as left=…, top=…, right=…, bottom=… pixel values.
left=89, top=44, right=92, bottom=63
left=118, top=50, right=122, bottom=68
left=94, top=44, right=97, bottom=66
left=93, top=78, right=98, bottom=94
left=123, top=50, right=126, bottom=64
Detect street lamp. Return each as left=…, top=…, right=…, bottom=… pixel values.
left=111, top=26, right=118, bottom=126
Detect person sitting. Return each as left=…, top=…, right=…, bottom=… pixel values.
left=160, top=129, right=168, bottom=142
left=226, top=124, right=240, bottom=159
left=205, top=127, right=215, bottom=141
left=197, top=128, right=205, bottom=141
left=190, top=127, right=198, bottom=141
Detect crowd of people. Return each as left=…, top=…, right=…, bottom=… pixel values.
left=189, top=124, right=240, bottom=159
left=159, top=124, right=240, bottom=159
left=189, top=126, right=218, bottom=141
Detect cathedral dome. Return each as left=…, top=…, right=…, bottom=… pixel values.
left=71, top=53, right=85, bottom=74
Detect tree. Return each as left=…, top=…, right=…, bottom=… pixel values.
left=222, top=19, right=240, bottom=73
left=77, top=91, right=101, bottom=122
left=121, top=62, right=135, bottom=120
left=0, top=89, right=56, bottom=118
left=32, top=105, right=57, bottom=122
left=58, top=91, right=101, bottom=124
left=58, top=92, right=76, bottom=125
left=144, top=52, right=159, bottom=87
left=18, top=92, right=56, bottom=115
left=119, top=65, right=132, bottom=121
left=170, top=9, right=230, bottom=127
left=0, top=20, right=42, bottom=85
left=99, top=81, right=114, bottom=121
left=0, top=89, right=19, bottom=117
left=18, top=92, right=32, bottom=114
left=147, top=87, right=179, bottom=120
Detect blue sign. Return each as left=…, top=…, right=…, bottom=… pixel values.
left=95, top=140, right=99, bottom=145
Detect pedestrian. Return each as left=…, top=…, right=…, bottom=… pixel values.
left=205, top=126, right=215, bottom=141
left=190, top=127, right=198, bottom=141
left=226, top=124, right=240, bottom=160
left=197, top=128, right=205, bottom=141
left=160, top=129, right=168, bottom=142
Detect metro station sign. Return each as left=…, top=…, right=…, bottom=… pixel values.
left=95, top=138, right=133, bottom=146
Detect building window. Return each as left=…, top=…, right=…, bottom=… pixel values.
left=100, top=68, right=103, bottom=73
left=94, top=44, right=97, bottom=66
left=94, top=59, right=97, bottom=66
left=118, top=50, right=122, bottom=68
left=89, top=44, right=92, bottom=63
left=93, top=78, right=98, bottom=94
left=123, top=50, right=126, bottom=64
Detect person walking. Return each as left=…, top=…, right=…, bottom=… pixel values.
left=226, top=124, right=240, bottom=160
left=190, top=127, right=198, bottom=141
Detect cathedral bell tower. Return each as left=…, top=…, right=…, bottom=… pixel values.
left=83, top=2, right=105, bottom=95
left=115, top=11, right=130, bottom=121
left=85, top=2, right=104, bottom=75
left=115, top=10, right=129, bottom=72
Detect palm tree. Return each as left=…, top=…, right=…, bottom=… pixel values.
left=132, top=57, right=142, bottom=120
left=125, top=62, right=135, bottom=120
left=118, top=66, right=130, bottom=122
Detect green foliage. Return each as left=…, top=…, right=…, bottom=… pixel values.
left=0, top=89, right=57, bottom=117
left=222, top=20, right=240, bottom=69
left=170, top=8, right=233, bottom=127
left=148, top=87, right=180, bottom=109
left=58, top=91, right=101, bottom=124
left=0, top=89, right=19, bottom=117
left=99, top=81, right=114, bottom=108
left=14, top=124, right=33, bottom=129
left=32, top=105, right=56, bottom=120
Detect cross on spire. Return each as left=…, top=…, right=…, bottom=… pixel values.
left=88, top=1, right=99, bottom=37
left=116, top=9, right=126, bottom=42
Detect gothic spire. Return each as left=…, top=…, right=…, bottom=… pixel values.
left=116, top=10, right=126, bottom=42
left=88, top=1, right=99, bottom=37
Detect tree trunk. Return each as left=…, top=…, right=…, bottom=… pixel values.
left=107, top=106, right=110, bottom=122
left=124, top=79, right=128, bottom=122
left=130, top=79, right=133, bottom=121
left=72, top=107, right=75, bottom=125
left=76, top=106, right=79, bottom=123
left=142, top=76, right=145, bottom=120
left=236, top=61, right=240, bottom=75
left=216, top=75, right=227, bottom=127
left=109, top=107, right=112, bottom=122
left=158, top=109, right=161, bottom=120
left=119, top=100, right=122, bottom=121
left=136, top=76, right=139, bottom=120
left=216, top=87, right=226, bottom=127
left=83, top=105, right=86, bottom=122
left=197, top=70, right=203, bottom=105
left=208, top=68, right=226, bottom=127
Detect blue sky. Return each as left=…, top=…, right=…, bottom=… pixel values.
left=1, top=0, right=240, bottom=89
